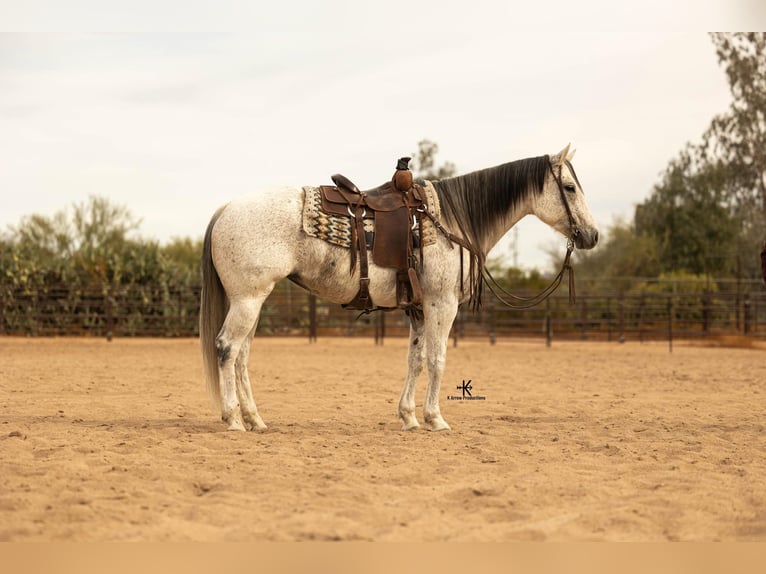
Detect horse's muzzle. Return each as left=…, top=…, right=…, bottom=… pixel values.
left=573, top=228, right=599, bottom=250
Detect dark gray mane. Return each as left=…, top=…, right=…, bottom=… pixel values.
left=432, top=155, right=550, bottom=257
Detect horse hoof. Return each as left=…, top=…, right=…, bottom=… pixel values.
left=399, top=413, right=420, bottom=431
left=425, top=416, right=451, bottom=432
left=245, top=417, right=268, bottom=431
left=225, top=418, right=246, bottom=432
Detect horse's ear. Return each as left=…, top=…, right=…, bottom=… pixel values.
left=552, top=144, right=571, bottom=166
left=567, top=148, right=576, bottom=161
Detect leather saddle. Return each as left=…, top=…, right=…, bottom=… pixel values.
left=318, top=158, right=425, bottom=312
left=322, top=176, right=417, bottom=213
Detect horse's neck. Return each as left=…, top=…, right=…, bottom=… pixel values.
left=481, top=197, right=532, bottom=255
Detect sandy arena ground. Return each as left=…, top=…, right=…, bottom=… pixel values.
left=1, top=335, right=765, bottom=541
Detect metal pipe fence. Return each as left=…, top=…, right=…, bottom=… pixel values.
left=2, top=281, right=766, bottom=344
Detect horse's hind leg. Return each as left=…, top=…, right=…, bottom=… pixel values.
left=216, top=295, right=267, bottom=431
left=398, top=315, right=425, bottom=430
left=235, top=326, right=267, bottom=430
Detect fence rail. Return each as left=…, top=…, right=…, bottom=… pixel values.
left=2, top=281, right=766, bottom=343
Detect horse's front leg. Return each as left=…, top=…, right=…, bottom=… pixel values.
left=423, top=295, right=459, bottom=431
left=398, top=314, right=426, bottom=431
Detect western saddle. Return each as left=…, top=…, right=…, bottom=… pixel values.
left=319, top=157, right=425, bottom=312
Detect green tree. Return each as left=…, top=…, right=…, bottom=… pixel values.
left=704, top=33, right=766, bottom=214
left=605, top=33, right=765, bottom=283
left=634, top=150, right=739, bottom=277
left=5, top=212, right=73, bottom=284
left=161, top=237, right=203, bottom=282
left=702, top=33, right=766, bottom=279
left=69, top=196, right=141, bottom=283
left=0, top=195, right=211, bottom=336
left=1, top=196, right=198, bottom=289
left=411, top=139, right=457, bottom=180
left=563, top=219, right=661, bottom=292
left=486, top=256, right=551, bottom=291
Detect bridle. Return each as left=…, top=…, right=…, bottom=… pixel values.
left=481, top=158, right=578, bottom=309
left=549, top=159, right=581, bottom=248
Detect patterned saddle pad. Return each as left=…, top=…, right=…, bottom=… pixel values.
left=301, top=181, right=441, bottom=251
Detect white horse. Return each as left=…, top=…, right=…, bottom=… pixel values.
left=200, top=145, right=598, bottom=431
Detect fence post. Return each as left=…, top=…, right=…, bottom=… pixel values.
left=177, top=288, right=183, bottom=337
left=105, top=286, right=114, bottom=342
left=581, top=298, right=588, bottom=340
left=744, top=293, right=751, bottom=335
left=488, top=298, right=496, bottom=345
left=618, top=293, right=625, bottom=342
left=308, top=293, right=317, bottom=342
left=374, top=310, right=386, bottom=345
left=545, top=298, right=552, bottom=347
left=606, top=297, right=611, bottom=342
left=347, top=307, right=355, bottom=336
left=702, top=291, right=711, bottom=334
left=381, top=311, right=386, bottom=343
left=32, top=285, right=39, bottom=337
left=667, top=297, right=673, bottom=353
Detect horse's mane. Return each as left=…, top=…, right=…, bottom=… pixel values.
left=428, top=155, right=551, bottom=310
left=431, top=155, right=550, bottom=257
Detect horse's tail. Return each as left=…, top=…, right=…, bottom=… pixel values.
left=199, top=205, right=228, bottom=408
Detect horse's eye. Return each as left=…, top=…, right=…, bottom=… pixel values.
left=564, top=184, right=576, bottom=193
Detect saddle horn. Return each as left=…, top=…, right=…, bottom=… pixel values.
left=393, top=157, right=413, bottom=192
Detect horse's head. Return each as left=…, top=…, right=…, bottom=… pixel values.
left=534, top=144, right=599, bottom=250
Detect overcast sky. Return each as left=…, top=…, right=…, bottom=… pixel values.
left=1, top=2, right=762, bottom=269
